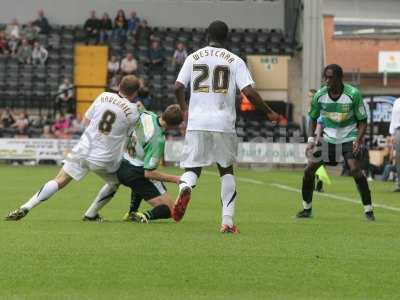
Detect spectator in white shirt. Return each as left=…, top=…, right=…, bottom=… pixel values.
left=6, top=18, right=20, bottom=39
left=56, top=78, right=74, bottom=114
left=32, top=42, right=48, bottom=65
left=108, top=55, right=120, bottom=75
left=120, top=52, right=138, bottom=75
left=389, top=97, right=400, bottom=192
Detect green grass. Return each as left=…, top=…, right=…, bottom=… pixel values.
left=1, top=165, right=400, bottom=300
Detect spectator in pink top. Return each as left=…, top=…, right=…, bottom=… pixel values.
left=52, top=113, right=70, bottom=138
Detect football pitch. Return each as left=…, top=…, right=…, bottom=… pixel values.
left=1, top=165, right=400, bottom=300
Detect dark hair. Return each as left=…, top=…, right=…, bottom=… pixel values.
left=309, top=89, right=317, bottom=94
left=138, top=86, right=150, bottom=98
left=208, top=20, right=229, bottom=43
left=324, top=64, right=343, bottom=79
left=162, top=104, right=183, bottom=127
left=119, top=75, right=140, bottom=97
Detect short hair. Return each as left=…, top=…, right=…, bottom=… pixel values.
left=208, top=20, right=229, bottom=43
left=162, top=104, right=183, bottom=127
left=119, top=75, right=140, bottom=97
left=324, top=64, right=343, bottom=79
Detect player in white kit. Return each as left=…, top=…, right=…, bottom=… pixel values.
left=172, top=21, right=281, bottom=233
left=5, top=75, right=140, bottom=221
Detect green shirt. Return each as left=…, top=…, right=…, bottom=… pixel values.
left=309, top=84, right=367, bottom=144
left=123, top=110, right=165, bottom=170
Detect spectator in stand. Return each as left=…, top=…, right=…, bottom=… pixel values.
left=52, top=113, right=70, bottom=139
left=55, top=78, right=74, bottom=114
left=17, top=39, right=32, bottom=64
left=41, top=125, right=54, bottom=139
left=6, top=18, right=20, bottom=39
left=113, top=12, right=128, bottom=44
left=8, top=35, right=19, bottom=56
left=32, top=42, right=48, bottom=65
left=84, top=11, right=100, bottom=44
left=148, top=40, right=164, bottom=71
left=32, top=10, right=51, bottom=34
left=20, top=22, right=38, bottom=43
left=172, top=42, right=188, bottom=71
left=108, top=55, right=120, bottom=74
left=11, top=112, right=29, bottom=136
left=1, top=109, right=15, bottom=128
left=120, top=52, right=138, bottom=75
left=136, top=86, right=152, bottom=109
left=127, top=11, right=140, bottom=35
left=99, top=12, right=112, bottom=44
left=135, top=20, right=152, bottom=44
left=68, top=115, right=85, bottom=138
left=0, top=31, right=10, bottom=55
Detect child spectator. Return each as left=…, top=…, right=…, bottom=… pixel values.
left=135, top=20, right=152, bottom=43
left=56, top=78, right=74, bottom=114
left=52, top=113, right=70, bottom=139
left=172, top=42, right=188, bottom=70
left=8, top=35, right=19, bottom=56
left=6, top=18, right=20, bottom=39
left=17, top=39, right=32, bottom=64
left=108, top=55, right=120, bottom=74
left=21, top=22, right=38, bottom=42
left=32, top=42, right=48, bottom=65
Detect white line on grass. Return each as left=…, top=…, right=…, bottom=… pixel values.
left=203, top=171, right=400, bottom=213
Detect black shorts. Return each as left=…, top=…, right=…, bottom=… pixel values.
left=117, top=159, right=167, bottom=201
left=311, top=141, right=357, bottom=166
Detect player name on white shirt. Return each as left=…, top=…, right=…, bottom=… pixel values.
left=177, top=46, right=254, bottom=133
left=74, top=92, right=139, bottom=167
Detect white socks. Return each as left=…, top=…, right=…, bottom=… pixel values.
left=221, top=174, right=236, bottom=227
left=302, top=201, right=312, bottom=210
left=84, top=183, right=119, bottom=218
left=21, top=180, right=59, bottom=211
left=179, top=171, right=198, bottom=192
left=364, top=205, right=373, bottom=213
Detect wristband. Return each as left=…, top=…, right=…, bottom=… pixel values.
left=307, top=137, right=315, bottom=144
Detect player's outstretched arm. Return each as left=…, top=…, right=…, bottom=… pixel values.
left=241, top=85, right=281, bottom=122
left=144, top=170, right=180, bottom=184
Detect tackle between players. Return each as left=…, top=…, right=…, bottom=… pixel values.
left=6, top=75, right=140, bottom=221
left=83, top=105, right=183, bottom=222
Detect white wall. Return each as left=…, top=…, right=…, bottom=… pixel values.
left=322, top=0, right=400, bottom=19
left=0, top=0, right=284, bottom=29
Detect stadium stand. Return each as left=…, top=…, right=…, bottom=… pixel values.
left=0, top=12, right=299, bottom=141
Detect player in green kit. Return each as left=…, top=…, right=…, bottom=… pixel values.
left=83, top=104, right=183, bottom=222
left=296, top=64, right=375, bottom=221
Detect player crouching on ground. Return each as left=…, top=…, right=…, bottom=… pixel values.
left=83, top=105, right=183, bottom=223
left=6, top=76, right=141, bottom=221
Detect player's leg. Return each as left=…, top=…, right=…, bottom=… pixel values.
left=217, top=164, right=239, bottom=234
left=126, top=177, right=173, bottom=223
left=123, top=191, right=144, bottom=221
left=297, top=161, right=323, bottom=218
left=83, top=182, right=119, bottom=221
left=172, top=167, right=201, bottom=222
left=346, top=158, right=375, bottom=221
left=83, top=169, right=120, bottom=220
left=5, top=168, right=73, bottom=221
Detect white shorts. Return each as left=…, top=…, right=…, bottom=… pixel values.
left=63, top=152, right=119, bottom=183
left=180, top=130, right=238, bottom=168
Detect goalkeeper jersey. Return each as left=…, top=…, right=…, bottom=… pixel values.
left=309, top=84, right=367, bottom=144
left=123, top=110, right=165, bottom=170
